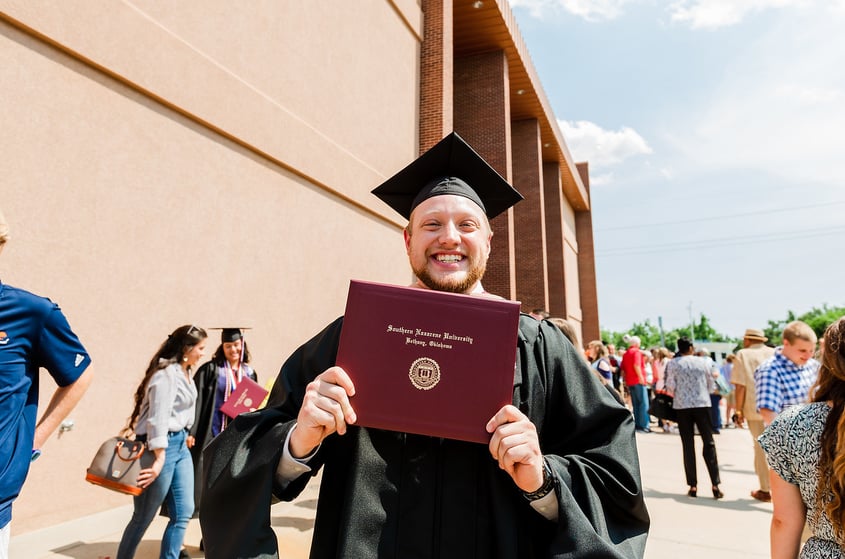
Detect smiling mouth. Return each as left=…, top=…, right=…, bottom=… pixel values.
left=435, top=254, right=463, bottom=263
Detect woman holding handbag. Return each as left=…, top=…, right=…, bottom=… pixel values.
left=116, top=324, right=207, bottom=559
left=651, top=347, right=677, bottom=433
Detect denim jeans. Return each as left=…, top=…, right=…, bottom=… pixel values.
left=629, top=384, right=650, bottom=430
left=709, top=393, right=722, bottom=431
left=117, top=430, right=193, bottom=559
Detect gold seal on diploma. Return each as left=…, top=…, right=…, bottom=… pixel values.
left=409, top=357, right=441, bottom=390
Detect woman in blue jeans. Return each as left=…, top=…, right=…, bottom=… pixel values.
left=117, top=325, right=207, bottom=559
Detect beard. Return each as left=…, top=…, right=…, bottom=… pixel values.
left=412, top=258, right=487, bottom=294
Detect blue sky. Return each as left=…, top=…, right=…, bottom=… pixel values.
left=509, top=0, right=845, bottom=339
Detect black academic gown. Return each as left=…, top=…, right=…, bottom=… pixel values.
left=201, top=315, right=649, bottom=558
left=190, top=360, right=257, bottom=516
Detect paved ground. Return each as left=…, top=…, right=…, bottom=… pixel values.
left=10, top=425, right=774, bottom=558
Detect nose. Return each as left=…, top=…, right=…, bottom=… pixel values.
left=438, top=221, right=460, bottom=246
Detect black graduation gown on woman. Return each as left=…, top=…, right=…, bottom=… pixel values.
left=201, top=315, right=650, bottom=558
left=189, top=360, right=257, bottom=515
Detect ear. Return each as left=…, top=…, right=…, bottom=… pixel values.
left=403, top=228, right=412, bottom=254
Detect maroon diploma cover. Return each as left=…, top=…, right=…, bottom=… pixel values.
left=336, top=280, right=521, bottom=444
left=219, top=377, right=269, bottom=419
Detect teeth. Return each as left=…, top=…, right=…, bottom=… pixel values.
left=436, top=254, right=462, bottom=263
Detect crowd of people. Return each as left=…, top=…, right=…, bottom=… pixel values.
left=545, top=317, right=841, bottom=558
left=4, top=126, right=844, bottom=559
left=1, top=134, right=652, bottom=559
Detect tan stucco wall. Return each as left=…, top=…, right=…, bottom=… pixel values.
left=1, top=0, right=420, bottom=532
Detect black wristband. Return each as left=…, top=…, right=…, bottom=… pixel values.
left=522, top=457, right=554, bottom=502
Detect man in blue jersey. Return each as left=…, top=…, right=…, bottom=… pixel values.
left=0, top=207, right=93, bottom=558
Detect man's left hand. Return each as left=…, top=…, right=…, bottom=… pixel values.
left=486, top=404, right=544, bottom=493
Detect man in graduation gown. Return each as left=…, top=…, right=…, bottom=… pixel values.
left=200, top=133, right=650, bottom=558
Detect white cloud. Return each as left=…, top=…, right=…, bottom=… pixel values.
left=667, top=0, right=809, bottom=29
left=509, top=0, right=814, bottom=27
left=509, top=0, right=635, bottom=21
left=665, top=8, right=845, bottom=185
left=559, top=119, right=653, bottom=168
left=774, top=84, right=844, bottom=106
left=589, top=172, right=615, bottom=186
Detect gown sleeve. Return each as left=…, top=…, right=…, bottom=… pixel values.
left=189, top=362, right=216, bottom=445
left=518, top=318, right=650, bottom=558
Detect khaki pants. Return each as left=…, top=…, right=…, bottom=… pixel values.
left=747, top=419, right=770, bottom=492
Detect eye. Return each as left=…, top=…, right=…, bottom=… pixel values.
left=422, top=220, right=440, bottom=230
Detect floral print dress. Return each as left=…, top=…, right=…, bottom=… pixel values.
left=758, top=402, right=845, bottom=558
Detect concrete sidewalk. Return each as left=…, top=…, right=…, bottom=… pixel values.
left=9, top=474, right=320, bottom=559
left=639, top=425, right=772, bottom=558
left=10, top=426, right=774, bottom=558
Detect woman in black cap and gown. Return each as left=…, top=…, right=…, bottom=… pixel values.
left=189, top=328, right=258, bottom=514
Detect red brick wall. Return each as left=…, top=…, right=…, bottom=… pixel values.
left=543, top=162, right=566, bottom=317
left=420, top=0, right=453, bottom=151
left=511, top=119, right=548, bottom=313
left=453, top=50, right=514, bottom=300
left=575, top=162, right=600, bottom=342
left=419, top=7, right=598, bottom=323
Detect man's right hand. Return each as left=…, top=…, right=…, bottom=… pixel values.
left=289, top=366, right=357, bottom=459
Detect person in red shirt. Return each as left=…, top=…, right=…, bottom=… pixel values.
left=622, top=336, right=651, bottom=432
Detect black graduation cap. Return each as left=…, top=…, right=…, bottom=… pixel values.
left=371, top=132, right=523, bottom=220
left=209, top=327, right=251, bottom=343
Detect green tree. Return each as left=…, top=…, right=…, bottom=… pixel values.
left=663, top=329, right=684, bottom=352
left=798, top=305, right=845, bottom=338
left=764, top=305, right=845, bottom=344
left=600, top=321, right=660, bottom=348
left=601, top=313, right=738, bottom=352
left=627, top=319, right=662, bottom=347
left=600, top=328, right=625, bottom=348
left=693, top=313, right=729, bottom=342
left=763, top=310, right=796, bottom=345
left=602, top=305, right=844, bottom=354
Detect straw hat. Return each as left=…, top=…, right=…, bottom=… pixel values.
left=743, top=328, right=768, bottom=342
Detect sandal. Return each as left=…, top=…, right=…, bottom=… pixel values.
left=712, top=486, right=724, bottom=499
left=750, top=489, right=771, bottom=502
left=687, top=486, right=697, bottom=498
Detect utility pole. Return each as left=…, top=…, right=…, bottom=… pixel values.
left=687, top=301, right=695, bottom=342
left=658, top=316, right=666, bottom=348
